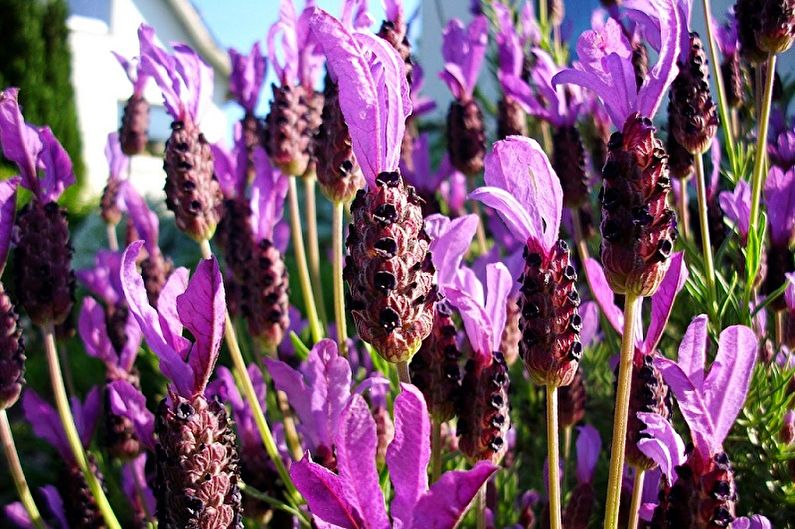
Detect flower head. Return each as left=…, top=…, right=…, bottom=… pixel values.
left=112, top=43, right=151, bottom=96
left=78, top=296, right=142, bottom=381
left=268, top=0, right=325, bottom=89
left=107, top=378, right=156, bottom=451
left=138, top=24, right=213, bottom=124
left=553, top=0, right=681, bottom=128
left=291, top=383, right=497, bottom=529
left=310, top=7, right=411, bottom=189
left=228, top=42, right=268, bottom=113
left=439, top=16, right=488, bottom=102
left=121, top=240, right=225, bottom=398
left=207, top=364, right=269, bottom=453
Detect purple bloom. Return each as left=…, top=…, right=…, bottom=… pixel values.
left=0, top=88, right=75, bottom=202
left=206, top=364, right=270, bottom=453
left=309, top=8, right=411, bottom=189
left=105, top=132, right=129, bottom=185
left=424, top=213, right=479, bottom=294
left=769, top=129, right=795, bottom=170
left=228, top=42, right=268, bottom=113
left=636, top=412, right=686, bottom=483
left=112, top=44, right=151, bottom=96
left=552, top=0, right=681, bottom=128
left=584, top=252, right=688, bottom=354
left=341, top=0, right=373, bottom=30
left=121, top=454, right=156, bottom=522
left=23, top=388, right=101, bottom=463
left=291, top=383, right=497, bottom=529
left=764, top=165, right=795, bottom=246
left=0, top=176, right=19, bottom=275
left=268, top=0, right=324, bottom=89
left=5, top=485, right=68, bottom=529
left=656, top=315, right=758, bottom=458
left=107, top=379, right=156, bottom=451
left=734, top=516, right=773, bottom=529
left=138, top=24, right=213, bottom=124
left=210, top=129, right=248, bottom=200
left=719, top=179, right=751, bottom=242
left=493, top=1, right=541, bottom=49
left=439, top=16, right=488, bottom=102
left=575, top=424, right=601, bottom=484
left=78, top=296, right=143, bottom=381
left=410, top=64, right=436, bottom=118
left=250, top=148, right=290, bottom=248
left=785, top=272, right=795, bottom=311
left=121, top=240, right=225, bottom=398
left=120, top=182, right=163, bottom=258
left=77, top=250, right=124, bottom=307
left=714, top=8, right=739, bottom=56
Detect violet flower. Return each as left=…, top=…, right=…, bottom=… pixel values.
left=112, top=47, right=150, bottom=99
left=552, top=0, right=681, bottom=129
left=107, top=378, right=155, bottom=452
left=424, top=213, right=479, bottom=295
left=562, top=425, right=601, bottom=529
left=719, top=180, right=751, bottom=242
left=113, top=42, right=151, bottom=156
left=78, top=295, right=143, bottom=383
left=764, top=165, right=795, bottom=248
left=100, top=132, right=130, bottom=226
left=5, top=485, right=68, bottom=529
left=268, top=0, right=324, bottom=90
left=769, top=128, right=795, bottom=171
left=121, top=454, right=156, bottom=526
left=228, top=42, right=268, bottom=114
left=291, top=383, right=497, bottom=529
left=439, top=16, right=488, bottom=104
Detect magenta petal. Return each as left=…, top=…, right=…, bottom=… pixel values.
left=78, top=297, right=118, bottom=368
left=584, top=258, right=624, bottom=335
left=426, top=214, right=479, bottom=293
left=0, top=88, right=41, bottom=193
left=733, top=516, right=773, bottom=529
left=676, top=314, right=709, bottom=390
left=104, top=132, right=129, bottom=182
left=575, top=424, right=601, bottom=484
left=39, top=485, right=68, bottom=529
left=387, top=384, right=431, bottom=529
left=579, top=301, right=600, bottom=348
left=291, top=455, right=364, bottom=528
left=636, top=412, right=686, bottom=483
left=485, top=263, right=512, bottom=352
left=4, top=502, right=34, bottom=529
left=719, top=180, right=751, bottom=241
left=250, top=149, right=289, bottom=243
left=264, top=358, right=318, bottom=447
left=37, top=127, right=75, bottom=202
left=335, top=394, right=390, bottom=529
left=445, top=286, right=491, bottom=359
left=785, top=272, right=795, bottom=310
left=643, top=252, right=687, bottom=352
left=469, top=187, right=534, bottom=245
left=122, top=454, right=156, bottom=519
left=304, top=339, right=352, bottom=448
left=703, top=325, right=758, bottom=447
left=635, top=0, right=681, bottom=119
left=108, top=379, right=155, bottom=451
left=121, top=182, right=160, bottom=255
left=410, top=461, right=497, bottom=529
left=156, top=268, right=190, bottom=344
left=23, top=390, right=69, bottom=460
left=228, top=42, right=267, bottom=112
left=764, top=165, right=795, bottom=245
left=0, top=177, right=19, bottom=274
left=73, top=386, right=102, bottom=449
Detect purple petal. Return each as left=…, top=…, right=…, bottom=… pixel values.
left=304, top=339, right=352, bottom=449
left=719, top=179, right=751, bottom=241
left=445, top=286, right=491, bottom=359
left=121, top=241, right=193, bottom=396
left=264, top=358, right=317, bottom=446
left=410, top=461, right=497, bottom=529
left=708, top=138, right=721, bottom=198
left=78, top=297, right=118, bottom=369
left=485, top=263, right=512, bottom=352
left=157, top=267, right=189, bottom=342
left=104, top=132, right=129, bottom=182
left=176, top=257, right=226, bottom=395
left=636, top=412, right=686, bottom=483
left=643, top=252, right=687, bottom=352
left=584, top=258, right=624, bottom=335
left=250, top=149, right=289, bottom=243
left=785, top=272, right=795, bottom=310
left=291, top=455, right=364, bottom=528
left=655, top=357, right=716, bottom=455
left=703, top=325, right=758, bottom=448
left=426, top=214, right=478, bottom=292
left=118, top=314, right=144, bottom=374
left=469, top=187, right=535, bottom=245
left=73, top=386, right=102, bottom=448
left=120, top=182, right=160, bottom=255
left=764, top=165, right=795, bottom=245
left=23, top=390, right=70, bottom=460
left=137, top=24, right=179, bottom=118
left=39, top=486, right=68, bottom=529
left=334, top=394, right=389, bottom=529
left=733, top=515, right=773, bottom=529
left=575, top=424, right=601, bottom=484
left=37, top=127, right=75, bottom=202
left=122, top=454, right=156, bottom=519
left=633, top=0, right=682, bottom=118
left=0, top=88, right=41, bottom=194
left=172, top=43, right=214, bottom=124
left=0, top=177, right=19, bottom=274
left=384, top=0, right=402, bottom=24
left=676, top=314, right=709, bottom=389
left=108, top=379, right=156, bottom=451
left=209, top=140, right=239, bottom=199
left=228, top=42, right=267, bottom=112
left=4, top=502, right=34, bottom=528
left=579, top=301, right=600, bottom=348
left=387, top=384, right=431, bottom=529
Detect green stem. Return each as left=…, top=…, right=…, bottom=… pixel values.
left=749, top=54, right=777, bottom=233
left=694, top=152, right=717, bottom=320
left=701, top=0, right=737, bottom=169
left=628, top=469, right=646, bottom=529
left=240, top=482, right=311, bottom=527
left=538, top=0, right=548, bottom=30
left=304, top=175, right=328, bottom=325
left=431, top=417, right=442, bottom=483
left=547, top=385, right=562, bottom=529
left=332, top=202, right=348, bottom=356
left=0, top=409, right=46, bottom=529
left=476, top=484, right=487, bottom=529
left=42, top=325, right=122, bottom=529
left=288, top=176, right=324, bottom=344
left=199, top=241, right=302, bottom=504
left=397, top=361, right=411, bottom=385
left=563, top=424, right=572, bottom=483
left=678, top=179, right=690, bottom=241
left=603, top=294, right=641, bottom=529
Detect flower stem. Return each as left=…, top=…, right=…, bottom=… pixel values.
left=397, top=361, right=411, bottom=384
left=476, top=484, right=487, bottom=529
left=694, top=152, right=717, bottom=319
left=0, top=409, right=46, bottom=529
left=470, top=199, right=489, bottom=255
left=629, top=469, right=645, bottom=529
left=288, top=176, right=323, bottom=344
left=570, top=207, right=591, bottom=268
left=199, top=241, right=302, bottom=504
left=42, top=325, right=122, bottom=529
left=260, top=343, right=304, bottom=462
left=106, top=223, right=119, bottom=252
left=749, top=54, right=777, bottom=233
left=678, top=181, right=690, bottom=241
left=701, top=0, right=737, bottom=168
left=332, top=201, right=348, bottom=356
left=240, top=482, right=311, bottom=527
left=546, top=385, right=562, bottom=529
left=603, top=293, right=641, bottom=529
left=563, top=424, right=573, bottom=474
left=304, top=175, right=328, bottom=325
left=431, top=417, right=442, bottom=483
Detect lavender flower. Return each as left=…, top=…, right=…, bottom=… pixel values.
left=441, top=16, right=488, bottom=176
left=139, top=24, right=222, bottom=242
left=228, top=42, right=267, bottom=179
left=562, top=425, right=602, bottom=529
left=5, top=485, right=68, bottom=529
left=113, top=45, right=151, bottom=155
left=0, top=87, right=75, bottom=326
left=763, top=165, right=795, bottom=309
left=768, top=127, right=795, bottom=170
left=0, top=176, right=24, bottom=410
left=121, top=454, right=156, bottom=527
left=120, top=240, right=242, bottom=528
left=653, top=315, right=759, bottom=527
left=715, top=8, right=745, bottom=109
left=291, top=383, right=497, bottom=528
left=100, top=132, right=130, bottom=227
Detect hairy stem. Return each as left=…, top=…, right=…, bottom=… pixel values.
left=695, top=153, right=717, bottom=319
left=603, top=294, right=641, bottom=529
left=200, top=241, right=302, bottom=504
left=0, top=409, right=46, bottom=529
left=305, top=175, right=327, bottom=325
left=678, top=180, right=690, bottom=241
left=332, top=202, right=348, bottom=356
left=547, top=385, right=562, bottom=529
left=476, top=484, right=487, bottom=529
left=397, top=360, right=411, bottom=385
left=288, top=176, right=324, bottom=343
left=749, top=54, right=777, bottom=233
left=431, top=417, right=442, bottom=483
left=629, top=469, right=646, bottom=529
left=42, top=325, right=122, bottom=529
left=106, top=223, right=119, bottom=252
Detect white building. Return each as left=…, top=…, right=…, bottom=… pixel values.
left=67, top=0, right=231, bottom=201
